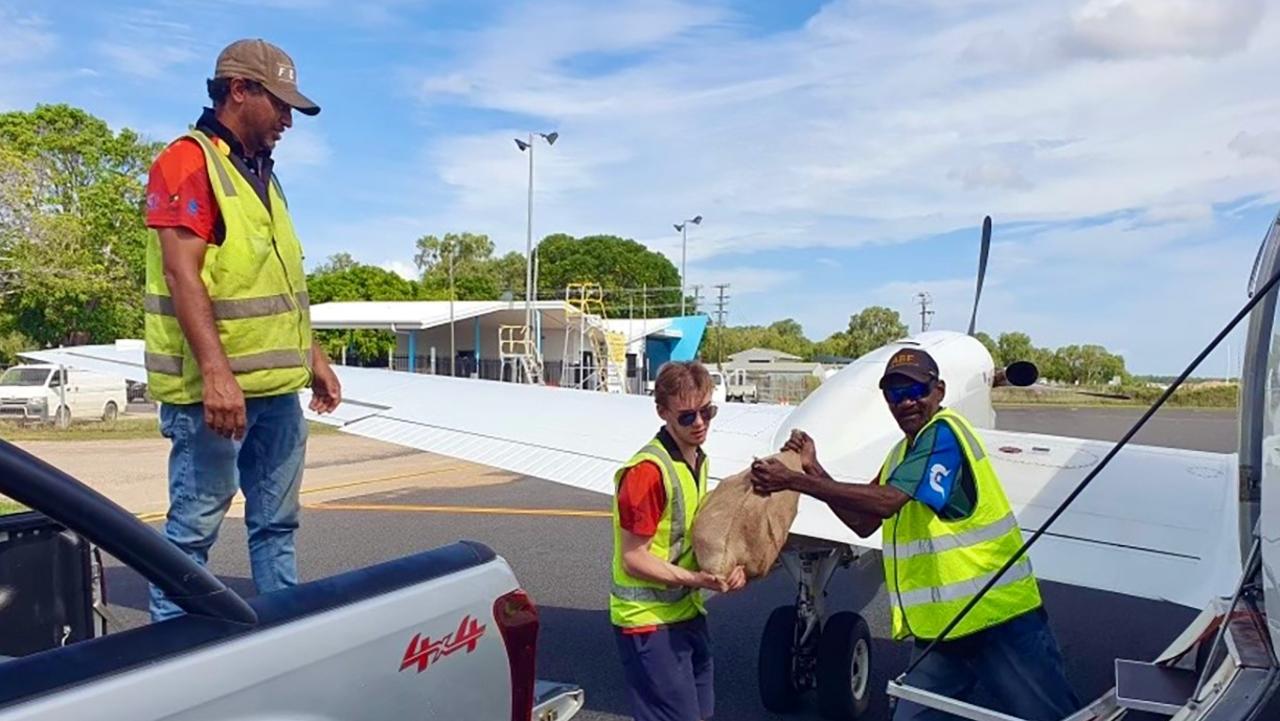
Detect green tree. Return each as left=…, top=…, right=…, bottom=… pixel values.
left=710, top=319, right=815, bottom=361
left=535, top=233, right=681, bottom=317
left=308, top=261, right=420, bottom=365
left=812, top=331, right=851, bottom=359
left=413, top=232, right=519, bottom=300
left=841, top=306, right=908, bottom=358
left=0, top=105, right=159, bottom=345
left=995, top=332, right=1035, bottom=367
left=314, top=252, right=358, bottom=274
left=6, top=213, right=140, bottom=345
left=973, top=331, right=998, bottom=360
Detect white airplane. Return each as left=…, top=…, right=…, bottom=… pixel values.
left=25, top=215, right=1274, bottom=721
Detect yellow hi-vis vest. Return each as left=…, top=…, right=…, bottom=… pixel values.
left=879, top=408, right=1042, bottom=641
left=610, top=438, right=708, bottom=628
left=143, top=130, right=312, bottom=404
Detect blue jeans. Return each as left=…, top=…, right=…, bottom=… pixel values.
left=893, top=608, right=1081, bottom=721
left=149, top=394, right=308, bottom=622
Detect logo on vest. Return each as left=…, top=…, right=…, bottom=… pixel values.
left=928, top=463, right=950, bottom=495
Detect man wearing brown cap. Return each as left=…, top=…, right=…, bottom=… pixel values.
left=142, top=38, right=340, bottom=622
left=751, top=348, right=1079, bottom=720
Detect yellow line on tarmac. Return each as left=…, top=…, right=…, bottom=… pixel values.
left=134, top=465, right=466, bottom=524
left=310, top=502, right=610, bottom=519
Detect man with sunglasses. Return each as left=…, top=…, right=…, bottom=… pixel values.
left=751, top=349, right=1078, bottom=721
left=142, top=39, right=341, bottom=622
left=611, top=361, right=747, bottom=721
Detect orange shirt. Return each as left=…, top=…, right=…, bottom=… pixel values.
left=145, top=138, right=223, bottom=244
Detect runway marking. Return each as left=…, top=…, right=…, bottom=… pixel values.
left=134, top=465, right=467, bottom=523
left=309, top=502, right=610, bottom=519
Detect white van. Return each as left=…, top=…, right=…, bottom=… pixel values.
left=0, top=364, right=127, bottom=428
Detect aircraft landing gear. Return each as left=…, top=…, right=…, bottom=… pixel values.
left=758, top=544, right=871, bottom=720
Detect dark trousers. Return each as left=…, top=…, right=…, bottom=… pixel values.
left=614, top=615, right=715, bottom=721
left=893, top=608, right=1081, bottom=721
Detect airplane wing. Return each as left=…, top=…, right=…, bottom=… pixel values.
left=22, top=344, right=1240, bottom=610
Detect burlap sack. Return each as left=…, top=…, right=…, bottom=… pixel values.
left=691, top=450, right=804, bottom=579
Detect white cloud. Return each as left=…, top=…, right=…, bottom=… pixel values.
left=948, top=160, right=1034, bottom=191
left=403, top=0, right=1280, bottom=268
left=1060, top=0, right=1266, bottom=60
left=96, top=43, right=197, bottom=80
left=93, top=10, right=203, bottom=80
left=0, top=10, right=56, bottom=66
left=274, top=126, right=332, bottom=168
left=686, top=266, right=801, bottom=297
left=1141, top=203, right=1214, bottom=225
left=380, top=260, right=418, bottom=280
left=1229, top=130, right=1280, bottom=163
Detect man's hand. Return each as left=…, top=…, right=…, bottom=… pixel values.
left=203, top=367, right=247, bottom=440
left=691, top=571, right=730, bottom=593
left=782, top=429, right=818, bottom=469
left=309, top=345, right=342, bottom=414
left=724, top=566, right=747, bottom=592
left=751, top=457, right=802, bottom=495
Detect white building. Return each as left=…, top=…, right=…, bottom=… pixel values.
left=310, top=300, right=709, bottom=394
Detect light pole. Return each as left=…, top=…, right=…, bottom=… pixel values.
left=514, top=131, right=558, bottom=332
left=673, top=215, right=702, bottom=316
left=448, top=244, right=455, bottom=376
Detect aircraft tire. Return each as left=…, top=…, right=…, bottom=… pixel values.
left=759, top=604, right=802, bottom=712
left=817, top=611, right=872, bottom=719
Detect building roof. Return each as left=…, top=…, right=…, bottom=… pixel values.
left=310, top=300, right=565, bottom=330
left=728, top=347, right=804, bottom=363
left=311, top=300, right=691, bottom=343
left=725, top=360, right=826, bottom=375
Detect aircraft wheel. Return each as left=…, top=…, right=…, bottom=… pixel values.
left=759, top=605, right=802, bottom=712
left=817, top=612, right=873, bottom=719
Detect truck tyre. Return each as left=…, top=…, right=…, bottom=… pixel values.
left=54, top=405, right=71, bottom=430
left=817, top=612, right=872, bottom=720
left=102, top=402, right=118, bottom=423
left=759, top=605, right=802, bottom=712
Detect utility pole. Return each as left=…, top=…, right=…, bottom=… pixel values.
left=691, top=285, right=703, bottom=315
left=916, top=291, right=934, bottom=332
left=448, top=246, right=456, bottom=376
left=713, top=284, right=730, bottom=366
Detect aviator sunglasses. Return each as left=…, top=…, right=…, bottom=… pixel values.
left=674, top=404, right=718, bottom=427
left=883, top=381, right=933, bottom=405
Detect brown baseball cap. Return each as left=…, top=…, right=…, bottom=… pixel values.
left=214, top=39, right=320, bottom=116
left=879, top=348, right=939, bottom=388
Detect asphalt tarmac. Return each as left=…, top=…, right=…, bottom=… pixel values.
left=100, top=405, right=1237, bottom=721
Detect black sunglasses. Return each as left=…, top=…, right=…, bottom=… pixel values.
left=674, top=404, right=718, bottom=427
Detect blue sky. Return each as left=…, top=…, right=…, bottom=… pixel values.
left=3, top=0, right=1278, bottom=374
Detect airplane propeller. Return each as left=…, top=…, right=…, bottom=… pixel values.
left=967, top=215, right=1037, bottom=388
left=967, top=216, right=991, bottom=336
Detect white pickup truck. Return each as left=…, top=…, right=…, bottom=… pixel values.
left=0, top=439, right=584, bottom=721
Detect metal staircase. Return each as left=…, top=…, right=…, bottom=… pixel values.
left=499, top=325, right=545, bottom=385
left=561, top=283, right=628, bottom=393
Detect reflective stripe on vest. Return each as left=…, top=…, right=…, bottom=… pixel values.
left=609, top=439, right=706, bottom=627
left=891, top=513, right=1020, bottom=560
left=880, top=408, right=1042, bottom=640
left=896, top=557, right=1034, bottom=607
left=142, top=129, right=312, bottom=403
left=144, top=292, right=310, bottom=321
